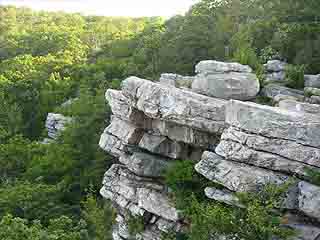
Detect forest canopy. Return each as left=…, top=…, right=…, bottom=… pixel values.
left=0, top=1, right=319, bottom=239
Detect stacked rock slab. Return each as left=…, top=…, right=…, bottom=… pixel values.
left=192, top=60, right=260, bottom=100
left=99, top=76, right=227, bottom=240
left=196, top=100, right=320, bottom=239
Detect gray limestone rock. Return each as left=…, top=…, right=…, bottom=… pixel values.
left=192, top=72, right=260, bottom=100
left=205, top=187, right=243, bottom=207
left=265, top=71, right=286, bottom=84
left=145, top=119, right=219, bottom=148
left=119, top=152, right=172, bottom=178
left=138, top=133, right=188, bottom=159
left=121, top=76, right=226, bottom=134
left=159, top=73, right=194, bottom=89
left=105, top=117, right=144, bottom=145
left=45, top=113, right=72, bottom=139
left=215, top=139, right=320, bottom=179
left=279, top=100, right=320, bottom=115
left=273, top=94, right=300, bottom=105
left=137, top=188, right=180, bottom=222
left=226, top=100, right=320, bottom=148
left=220, top=127, right=320, bottom=168
left=195, top=151, right=288, bottom=192
left=298, top=181, right=320, bottom=222
left=195, top=60, right=252, bottom=74
left=261, top=84, right=304, bottom=100
left=305, top=74, right=320, bottom=88
left=264, top=60, right=287, bottom=72
left=105, top=89, right=146, bottom=125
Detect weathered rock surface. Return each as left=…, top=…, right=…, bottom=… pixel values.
left=261, top=84, right=304, bottom=101
left=138, top=133, right=188, bottom=159
left=195, top=60, right=252, bottom=73
left=45, top=113, right=72, bottom=139
left=195, top=151, right=288, bottom=192
left=298, top=182, right=320, bottom=222
left=99, top=61, right=320, bottom=240
left=218, top=127, right=320, bottom=169
left=226, top=100, right=320, bottom=148
left=264, top=60, right=287, bottom=72
left=279, top=100, right=320, bottom=115
left=204, top=187, right=243, bottom=208
left=119, top=152, right=172, bottom=178
left=263, top=60, right=288, bottom=84
left=192, top=60, right=259, bottom=100
left=216, top=139, right=319, bottom=179
left=159, top=73, right=194, bottom=89
left=305, top=74, right=320, bottom=88
left=122, top=76, right=226, bottom=134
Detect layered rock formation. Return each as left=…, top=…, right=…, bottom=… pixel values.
left=99, top=75, right=227, bottom=240
left=99, top=60, right=320, bottom=240
left=196, top=100, right=320, bottom=239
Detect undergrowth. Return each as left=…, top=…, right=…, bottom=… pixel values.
left=163, top=160, right=296, bottom=240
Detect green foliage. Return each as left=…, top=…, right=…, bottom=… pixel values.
left=285, top=64, right=306, bottom=89
left=0, top=214, right=88, bottom=240
left=164, top=161, right=296, bottom=240
left=81, top=193, right=114, bottom=240
left=0, top=1, right=319, bottom=239
left=255, top=96, right=274, bottom=106
left=305, top=168, right=320, bottom=186
left=0, top=181, right=72, bottom=222
left=127, top=215, right=145, bottom=236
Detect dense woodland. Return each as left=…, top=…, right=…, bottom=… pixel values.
left=0, top=0, right=320, bottom=239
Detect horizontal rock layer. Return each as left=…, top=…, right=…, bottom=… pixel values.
left=100, top=61, right=320, bottom=240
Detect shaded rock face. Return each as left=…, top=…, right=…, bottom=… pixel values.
left=192, top=60, right=260, bottom=100
left=261, top=84, right=305, bottom=102
left=45, top=113, right=72, bottom=140
left=99, top=76, right=226, bottom=240
left=99, top=60, right=320, bottom=240
left=264, top=60, right=288, bottom=84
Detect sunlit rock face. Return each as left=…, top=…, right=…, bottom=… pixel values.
left=192, top=60, right=260, bottom=100
left=99, top=60, right=320, bottom=240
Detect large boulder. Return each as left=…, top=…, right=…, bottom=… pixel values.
left=195, top=60, right=252, bottom=73
left=192, top=60, right=260, bottom=100
left=263, top=60, right=287, bottom=84
left=305, top=74, right=320, bottom=88
left=121, top=76, right=227, bottom=134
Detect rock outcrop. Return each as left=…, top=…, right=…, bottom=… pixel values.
left=44, top=113, right=72, bottom=140
left=195, top=100, right=320, bottom=238
left=192, top=60, right=260, bottom=100
left=99, top=76, right=227, bottom=240
left=99, top=60, right=320, bottom=240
